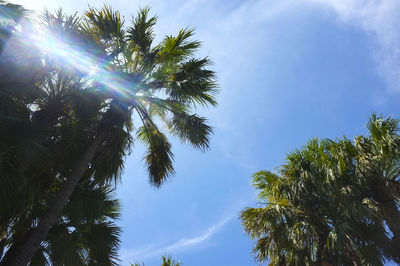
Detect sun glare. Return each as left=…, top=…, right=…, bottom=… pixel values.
left=5, top=15, right=139, bottom=104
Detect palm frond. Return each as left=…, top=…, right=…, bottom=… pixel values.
left=127, top=7, right=156, bottom=55
left=167, top=57, right=218, bottom=106
left=137, top=122, right=174, bottom=187
left=170, top=111, right=212, bottom=150
left=159, top=27, right=201, bottom=63
left=84, top=5, right=124, bottom=42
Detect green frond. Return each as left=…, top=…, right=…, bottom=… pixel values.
left=170, top=112, right=212, bottom=150
left=64, top=181, right=121, bottom=224
left=0, top=4, right=217, bottom=264
left=143, top=97, right=187, bottom=114
left=167, top=57, right=218, bottom=106
left=46, top=225, right=85, bottom=266
left=367, top=113, right=399, bottom=141
left=127, top=7, right=157, bottom=54
left=34, top=180, right=122, bottom=265
left=161, top=255, right=181, bottom=266
left=91, top=124, right=132, bottom=184
left=82, top=221, right=121, bottom=265
left=84, top=5, right=124, bottom=42
left=252, top=171, right=279, bottom=190
left=159, top=27, right=201, bottom=62
left=137, top=123, right=174, bottom=187
left=40, top=9, right=82, bottom=41
left=241, top=114, right=400, bottom=265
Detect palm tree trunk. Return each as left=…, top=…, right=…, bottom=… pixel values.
left=0, top=130, right=106, bottom=266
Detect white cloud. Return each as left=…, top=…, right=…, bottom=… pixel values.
left=306, top=0, right=400, bottom=91
left=120, top=214, right=234, bottom=263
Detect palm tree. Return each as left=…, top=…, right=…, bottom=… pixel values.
left=353, top=115, right=400, bottom=262
left=1, top=5, right=217, bottom=265
left=3, top=180, right=121, bottom=265
left=0, top=9, right=106, bottom=263
left=0, top=3, right=50, bottom=259
left=0, top=1, right=26, bottom=51
left=241, top=115, right=400, bottom=265
left=131, top=255, right=181, bottom=266
left=161, top=256, right=181, bottom=266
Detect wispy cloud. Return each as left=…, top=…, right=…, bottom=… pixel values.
left=120, top=214, right=235, bottom=262
left=306, top=0, right=400, bottom=91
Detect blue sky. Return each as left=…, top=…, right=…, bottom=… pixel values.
left=12, top=0, right=400, bottom=265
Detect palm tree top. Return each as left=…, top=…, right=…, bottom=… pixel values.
left=6, top=6, right=217, bottom=186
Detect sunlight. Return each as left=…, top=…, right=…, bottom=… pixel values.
left=88, top=65, right=99, bottom=76
left=2, top=1, right=400, bottom=265
left=6, top=17, right=139, bottom=103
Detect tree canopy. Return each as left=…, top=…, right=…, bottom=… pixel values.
left=132, top=255, right=182, bottom=266
left=241, top=114, right=400, bottom=265
left=0, top=2, right=217, bottom=264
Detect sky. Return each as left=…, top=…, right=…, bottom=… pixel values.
left=9, top=0, right=400, bottom=265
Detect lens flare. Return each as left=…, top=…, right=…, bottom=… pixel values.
left=1, top=15, right=139, bottom=103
